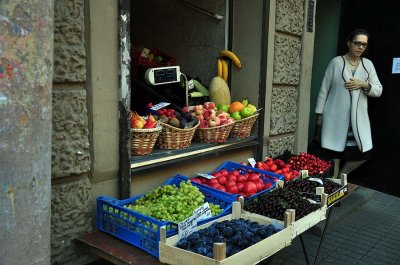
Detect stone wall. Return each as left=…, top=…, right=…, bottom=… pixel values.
left=268, top=0, right=305, bottom=157
left=51, top=0, right=91, bottom=263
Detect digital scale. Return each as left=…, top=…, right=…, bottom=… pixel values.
left=145, top=66, right=181, bottom=85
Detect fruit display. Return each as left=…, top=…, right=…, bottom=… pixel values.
left=176, top=218, right=279, bottom=258
left=155, top=107, right=199, bottom=129
left=125, top=180, right=222, bottom=223
left=190, top=162, right=281, bottom=198
left=191, top=102, right=234, bottom=129
left=244, top=188, right=321, bottom=221
left=243, top=157, right=300, bottom=182
left=130, top=111, right=157, bottom=129
left=288, top=153, right=332, bottom=177
left=227, top=98, right=258, bottom=121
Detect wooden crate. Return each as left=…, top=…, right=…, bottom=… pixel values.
left=253, top=181, right=329, bottom=239
left=159, top=202, right=293, bottom=265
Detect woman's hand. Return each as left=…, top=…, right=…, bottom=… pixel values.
left=344, top=78, right=369, bottom=91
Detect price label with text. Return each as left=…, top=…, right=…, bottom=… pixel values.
left=150, top=102, right=171, bottom=111
left=178, top=215, right=197, bottom=240
left=300, top=170, right=309, bottom=179
left=248, top=158, right=256, bottom=167
left=197, top=173, right=215, bottom=179
left=193, top=203, right=212, bottom=222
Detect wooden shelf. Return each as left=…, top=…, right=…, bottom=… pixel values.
left=131, top=135, right=259, bottom=174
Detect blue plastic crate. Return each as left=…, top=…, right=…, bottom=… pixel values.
left=96, top=174, right=236, bottom=258
left=192, top=161, right=284, bottom=200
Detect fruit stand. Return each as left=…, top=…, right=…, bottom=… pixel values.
left=77, top=153, right=354, bottom=265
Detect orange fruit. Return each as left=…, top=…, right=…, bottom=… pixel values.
left=229, top=101, right=244, bottom=113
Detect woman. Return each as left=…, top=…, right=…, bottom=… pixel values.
left=315, top=29, right=383, bottom=177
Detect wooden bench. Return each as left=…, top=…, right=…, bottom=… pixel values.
left=76, top=230, right=163, bottom=265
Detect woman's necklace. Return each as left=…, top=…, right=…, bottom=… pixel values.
left=345, top=54, right=359, bottom=66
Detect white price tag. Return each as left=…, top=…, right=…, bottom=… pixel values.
left=248, top=158, right=256, bottom=167
left=150, top=102, right=171, bottom=111
left=188, top=79, right=195, bottom=90
left=178, top=215, right=197, bottom=240
left=308, top=177, right=323, bottom=185
left=193, top=203, right=212, bottom=222
left=306, top=198, right=319, bottom=204
left=300, top=170, right=309, bottom=179
left=197, top=173, right=215, bottom=179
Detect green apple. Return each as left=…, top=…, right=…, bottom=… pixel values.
left=240, top=107, right=252, bottom=118
left=231, top=111, right=242, bottom=120
left=217, top=104, right=229, bottom=112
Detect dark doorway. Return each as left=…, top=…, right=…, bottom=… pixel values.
left=338, top=0, right=400, bottom=196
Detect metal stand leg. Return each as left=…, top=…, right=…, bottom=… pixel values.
left=299, top=234, right=311, bottom=265
left=313, top=207, right=334, bottom=265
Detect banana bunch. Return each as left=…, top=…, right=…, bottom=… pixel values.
left=217, top=50, right=241, bottom=82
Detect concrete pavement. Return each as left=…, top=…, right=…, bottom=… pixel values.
left=268, top=186, right=400, bottom=265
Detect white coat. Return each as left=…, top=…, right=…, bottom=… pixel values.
left=315, top=56, right=382, bottom=153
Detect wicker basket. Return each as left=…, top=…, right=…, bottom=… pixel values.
left=157, top=121, right=200, bottom=149
left=195, top=122, right=235, bottom=143
left=131, top=126, right=162, bottom=155
left=230, top=113, right=259, bottom=138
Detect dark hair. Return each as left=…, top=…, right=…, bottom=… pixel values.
left=346, top=28, right=370, bottom=42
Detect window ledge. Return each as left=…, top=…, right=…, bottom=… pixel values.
left=130, top=135, right=259, bottom=174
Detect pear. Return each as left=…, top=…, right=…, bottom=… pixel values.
left=241, top=98, right=249, bottom=107
left=247, top=104, right=257, bottom=115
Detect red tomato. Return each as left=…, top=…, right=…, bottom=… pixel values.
left=218, top=176, right=227, bottom=185
left=248, top=173, right=260, bottom=182
left=256, top=162, right=263, bottom=169
left=230, top=170, right=240, bottom=176
left=284, top=173, right=292, bottom=180
left=225, top=181, right=237, bottom=188
left=256, top=181, right=263, bottom=192
left=216, top=185, right=226, bottom=192
left=208, top=178, right=219, bottom=185
left=263, top=165, right=270, bottom=171
left=264, top=182, right=273, bottom=189
left=275, top=169, right=283, bottom=175
left=270, top=164, right=278, bottom=171
left=236, top=175, right=247, bottom=183
left=243, top=182, right=257, bottom=196
left=282, top=168, right=289, bottom=173
left=212, top=172, right=222, bottom=178
left=191, top=178, right=202, bottom=184
left=220, top=169, right=229, bottom=176
left=227, top=185, right=238, bottom=194
left=237, top=182, right=244, bottom=192
left=227, top=175, right=237, bottom=183
left=210, top=183, right=220, bottom=189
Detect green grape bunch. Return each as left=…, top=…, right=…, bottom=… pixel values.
left=124, top=180, right=223, bottom=223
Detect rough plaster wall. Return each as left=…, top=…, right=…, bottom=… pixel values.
left=52, top=89, right=90, bottom=178
left=273, top=36, right=302, bottom=85
left=131, top=0, right=225, bottom=85
left=275, top=0, right=304, bottom=36
left=0, top=1, right=53, bottom=264
left=270, top=87, right=298, bottom=135
left=268, top=0, right=304, bottom=156
left=53, top=0, right=86, bottom=82
left=51, top=177, right=93, bottom=264
left=51, top=0, right=91, bottom=263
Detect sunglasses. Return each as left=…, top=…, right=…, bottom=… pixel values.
left=351, top=41, right=368, bottom=49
